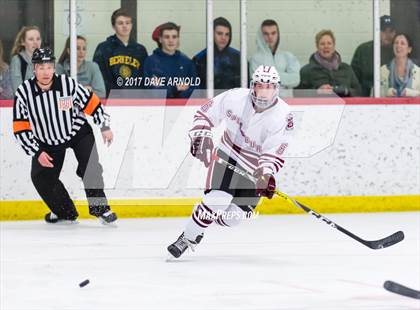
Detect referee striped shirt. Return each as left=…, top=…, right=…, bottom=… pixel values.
left=13, top=74, right=110, bottom=156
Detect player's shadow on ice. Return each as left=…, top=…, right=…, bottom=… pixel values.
left=40, top=221, right=118, bottom=231
left=166, top=255, right=293, bottom=266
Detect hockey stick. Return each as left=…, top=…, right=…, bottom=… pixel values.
left=213, top=154, right=404, bottom=250
left=384, top=281, right=420, bottom=299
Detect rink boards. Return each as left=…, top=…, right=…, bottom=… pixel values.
left=0, top=100, right=419, bottom=220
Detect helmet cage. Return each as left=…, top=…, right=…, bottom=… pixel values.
left=250, top=65, right=281, bottom=109
left=250, top=80, right=280, bottom=109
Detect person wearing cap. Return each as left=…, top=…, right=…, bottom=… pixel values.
left=351, top=15, right=396, bottom=96
left=12, top=47, right=118, bottom=225
left=193, top=17, right=241, bottom=92
left=93, top=8, right=148, bottom=97
left=143, top=22, right=197, bottom=98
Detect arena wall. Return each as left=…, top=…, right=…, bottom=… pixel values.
left=1, top=98, right=419, bottom=220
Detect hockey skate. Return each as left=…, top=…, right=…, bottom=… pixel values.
left=96, top=210, right=118, bottom=225
left=44, top=212, right=78, bottom=224
left=167, top=232, right=204, bottom=258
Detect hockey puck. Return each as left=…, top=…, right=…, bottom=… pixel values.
left=79, top=279, right=90, bottom=288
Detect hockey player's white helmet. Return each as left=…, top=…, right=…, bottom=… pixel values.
left=250, top=65, right=280, bottom=109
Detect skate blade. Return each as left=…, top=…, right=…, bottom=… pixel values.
left=165, top=254, right=175, bottom=262
left=166, top=253, right=182, bottom=262
left=48, top=220, right=79, bottom=225
left=98, top=218, right=118, bottom=227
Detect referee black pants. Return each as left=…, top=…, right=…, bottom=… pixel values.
left=31, top=123, right=110, bottom=219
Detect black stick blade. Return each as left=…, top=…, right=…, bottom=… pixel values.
left=384, top=280, right=420, bottom=299
left=365, top=231, right=404, bottom=249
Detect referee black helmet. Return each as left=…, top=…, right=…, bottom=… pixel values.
left=32, top=48, right=55, bottom=64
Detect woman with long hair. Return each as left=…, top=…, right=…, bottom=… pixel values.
left=56, top=36, right=106, bottom=98
left=381, top=33, right=420, bottom=97
left=0, top=39, right=13, bottom=99
left=10, top=26, right=42, bottom=92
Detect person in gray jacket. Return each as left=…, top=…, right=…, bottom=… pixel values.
left=56, top=36, right=106, bottom=98
left=249, top=19, right=300, bottom=97
left=0, top=39, right=13, bottom=99
left=9, top=26, right=42, bottom=93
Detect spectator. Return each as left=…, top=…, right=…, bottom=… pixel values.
left=144, top=22, right=197, bottom=98
left=0, top=39, right=13, bottom=99
left=249, top=19, right=300, bottom=95
left=351, top=15, right=396, bottom=96
left=297, top=29, right=361, bottom=97
left=57, top=36, right=106, bottom=98
left=93, top=8, right=148, bottom=97
left=380, top=33, right=420, bottom=97
left=10, top=25, right=42, bottom=93
left=193, top=17, right=240, bottom=91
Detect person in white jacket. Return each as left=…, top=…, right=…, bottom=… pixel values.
left=381, top=33, right=420, bottom=97
left=249, top=19, right=300, bottom=97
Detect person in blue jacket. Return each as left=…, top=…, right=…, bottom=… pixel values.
left=144, top=22, right=197, bottom=98
left=193, top=17, right=240, bottom=92
left=93, top=8, right=148, bottom=97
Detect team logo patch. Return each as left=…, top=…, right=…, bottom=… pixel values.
left=58, top=96, right=73, bottom=111
left=119, top=65, right=132, bottom=79
left=286, top=113, right=294, bottom=131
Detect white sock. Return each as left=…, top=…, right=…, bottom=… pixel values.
left=184, top=190, right=232, bottom=241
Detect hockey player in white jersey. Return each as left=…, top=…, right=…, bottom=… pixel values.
left=167, top=65, right=294, bottom=258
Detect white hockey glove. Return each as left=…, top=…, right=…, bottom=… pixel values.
left=189, top=126, right=214, bottom=167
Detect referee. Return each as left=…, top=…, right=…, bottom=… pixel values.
left=13, top=48, right=117, bottom=224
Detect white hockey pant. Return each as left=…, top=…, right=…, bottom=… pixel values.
left=184, top=190, right=249, bottom=241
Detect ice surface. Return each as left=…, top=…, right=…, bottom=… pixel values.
left=1, top=212, right=419, bottom=310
